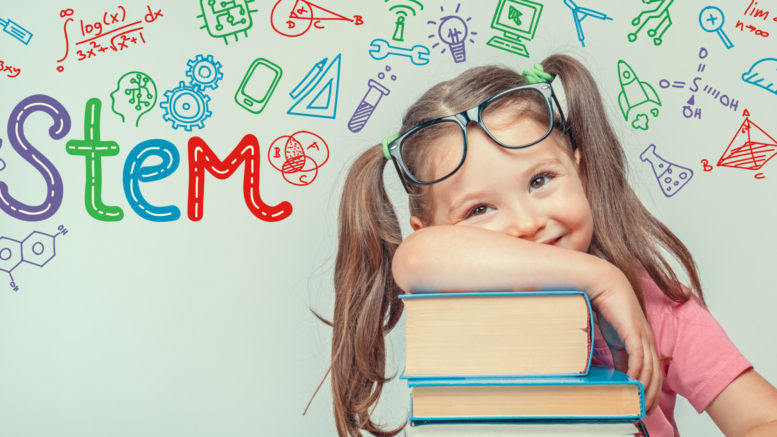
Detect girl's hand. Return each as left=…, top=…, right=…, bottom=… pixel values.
left=589, top=268, right=662, bottom=415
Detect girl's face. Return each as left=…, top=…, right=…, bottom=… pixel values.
left=410, top=116, right=594, bottom=253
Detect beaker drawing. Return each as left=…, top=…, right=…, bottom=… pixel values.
left=640, top=144, right=693, bottom=197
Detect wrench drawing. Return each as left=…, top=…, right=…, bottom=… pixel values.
left=368, top=38, right=430, bottom=65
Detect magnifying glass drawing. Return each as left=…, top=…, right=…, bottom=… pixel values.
left=699, top=6, right=733, bottom=49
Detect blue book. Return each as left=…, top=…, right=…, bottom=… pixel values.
left=399, top=291, right=594, bottom=378
left=407, top=419, right=649, bottom=436
left=403, top=366, right=645, bottom=422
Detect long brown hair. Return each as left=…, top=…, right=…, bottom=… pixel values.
left=318, top=54, right=703, bottom=436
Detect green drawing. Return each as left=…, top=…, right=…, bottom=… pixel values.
left=110, top=71, right=157, bottom=127
left=508, top=5, right=522, bottom=26
left=486, top=0, right=543, bottom=58
left=197, top=0, right=258, bottom=44
left=616, top=60, right=661, bottom=131
left=66, top=98, right=124, bottom=221
left=627, top=0, right=674, bottom=46
left=386, top=0, right=425, bottom=42
left=235, top=58, right=283, bottom=114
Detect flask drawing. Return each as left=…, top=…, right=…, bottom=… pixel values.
left=348, top=79, right=391, bottom=133
left=640, top=144, right=693, bottom=197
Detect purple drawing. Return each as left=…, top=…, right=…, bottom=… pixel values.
left=347, top=65, right=396, bottom=133
left=0, top=225, right=68, bottom=291
left=640, top=144, right=693, bottom=198
left=428, top=3, right=476, bottom=63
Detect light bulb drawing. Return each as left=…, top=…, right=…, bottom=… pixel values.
left=428, top=3, right=476, bottom=63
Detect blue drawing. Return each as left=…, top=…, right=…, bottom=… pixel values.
left=161, top=82, right=212, bottom=131
left=562, top=0, right=612, bottom=47
left=0, top=17, right=33, bottom=45
left=0, top=226, right=68, bottom=291
left=368, top=38, right=430, bottom=65
left=742, top=58, right=777, bottom=95
left=186, top=54, right=224, bottom=90
left=640, top=144, right=693, bottom=198
left=699, top=6, right=733, bottom=49
left=288, top=54, right=341, bottom=119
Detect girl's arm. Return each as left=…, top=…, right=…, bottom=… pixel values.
left=392, top=225, right=663, bottom=413
left=706, top=370, right=777, bottom=436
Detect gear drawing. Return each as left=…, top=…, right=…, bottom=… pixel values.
left=186, top=54, right=224, bottom=90
left=160, top=81, right=212, bottom=131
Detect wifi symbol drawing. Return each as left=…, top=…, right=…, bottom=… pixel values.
left=386, top=0, right=424, bottom=41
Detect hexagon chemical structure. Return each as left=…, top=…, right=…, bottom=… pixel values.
left=1, top=225, right=68, bottom=292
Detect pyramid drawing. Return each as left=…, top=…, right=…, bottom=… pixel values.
left=287, top=54, right=341, bottom=119
left=717, top=110, right=777, bottom=171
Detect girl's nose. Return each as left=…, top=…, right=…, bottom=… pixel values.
left=505, top=206, right=547, bottom=240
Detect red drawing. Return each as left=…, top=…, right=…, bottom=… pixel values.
left=188, top=135, right=293, bottom=222
left=268, top=131, right=329, bottom=186
left=55, top=5, right=163, bottom=72
left=717, top=109, right=777, bottom=175
left=0, top=59, right=21, bottom=78
left=270, top=0, right=362, bottom=37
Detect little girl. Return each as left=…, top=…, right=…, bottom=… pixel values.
left=326, top=54, right=777, bottom=436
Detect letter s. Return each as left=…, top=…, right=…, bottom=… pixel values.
left=0, top=95, right=70, bottom=221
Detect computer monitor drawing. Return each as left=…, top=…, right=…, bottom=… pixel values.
left=487, top=0, right=543, bottom=58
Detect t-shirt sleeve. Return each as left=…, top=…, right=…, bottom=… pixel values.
left=663, top=294, right=752, bottom=413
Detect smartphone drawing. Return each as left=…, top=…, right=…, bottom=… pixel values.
left=235, top=58, right=283, bottom=114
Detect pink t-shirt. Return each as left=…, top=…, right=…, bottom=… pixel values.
left=591, top=273, right=752, bottom=437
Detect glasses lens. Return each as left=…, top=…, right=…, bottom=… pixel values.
left=400, top=120, right=465, bottom=184
left=481, top=87, right=553, bottom=148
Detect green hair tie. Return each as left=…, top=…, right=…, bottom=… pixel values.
left=381, top=133, right=398, bottom=160
left=522, top=63, right=555, bottom=83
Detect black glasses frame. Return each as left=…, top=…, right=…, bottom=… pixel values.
left=385, top=82, right=573, bottom=193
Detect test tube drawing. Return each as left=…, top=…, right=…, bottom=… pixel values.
left=348, top=79, right=391, bottom=133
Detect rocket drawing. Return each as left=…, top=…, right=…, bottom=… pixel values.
left=617, top=60, right=661, bottom=122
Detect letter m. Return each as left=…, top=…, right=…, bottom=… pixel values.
left=188, top=134, right=292, bottom=222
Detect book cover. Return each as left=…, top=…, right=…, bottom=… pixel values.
left=399, top=290, right=594, bottom=378
left=407, top=419, right=650, bottom=436
left=404, top=366, right=645, bottom=421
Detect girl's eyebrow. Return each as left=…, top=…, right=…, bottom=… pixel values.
left=447, top=189, right=491, bottom=216
left=521, top=157, right=565, bottom=177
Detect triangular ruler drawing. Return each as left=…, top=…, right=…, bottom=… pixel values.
left=288, top=54, right=341, bottom=119
left=717, top=113, right=777, bottom=171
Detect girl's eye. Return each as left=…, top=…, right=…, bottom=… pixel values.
left=529, top=172, right=555, bottom=191
left=465, top=205, right=493, bottom=218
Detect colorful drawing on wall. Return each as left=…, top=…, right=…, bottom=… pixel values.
left=0, top=16, right=33, bottom=45
left=736, top=1, right=774, bottom=39
left=427, top=3, right=476, bottom=63
left=717, top=109, right=777, bottom=176
left=562, top=0, right=612, bottom=47
left=699, top=6, right=734, bottom=49
left=110, top=71, right=157, bottom=127
left=386, top=0, right=424, bottom=42
left=268, top=131, right=330, bottom=186
left=617, top=60, right=661, bottom=130
left=0, top=58, right=21, bottom=78
left=347, top=65, right=397, bottom=133
left=161, top=55, right=222, bottom=130
left=0, top=226, right=68, bottom=292
left=197, top=0, right=257, bottom=44
left=627, top=0, right=674, bottom=46
left=640, top=144, right=693, bottom=197
left=287, top=55, right=341, bottom=119
left=235, top=58, right=283, bottom=114
left=270, top=0, right=363, bottom=38
left=0, top=95, right=70, bottom=222
left=368, top=38, right=430, bottom=65
left=742, top=58, right=777, bottom=95
left=66, top=98, right=124, bottom=221
left=55, top=6, right=163, bottom=73
left=486, top=0, right=542, bottom=57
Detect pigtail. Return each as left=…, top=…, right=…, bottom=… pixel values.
left=542, top=54, right=703, bottom=306
left=327, top=145, right=406, bottom=436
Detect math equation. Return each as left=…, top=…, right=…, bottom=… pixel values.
left=56, top=5, right=163, bottom=72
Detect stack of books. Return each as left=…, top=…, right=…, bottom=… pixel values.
left=399, top=291, right=649, bottom=436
